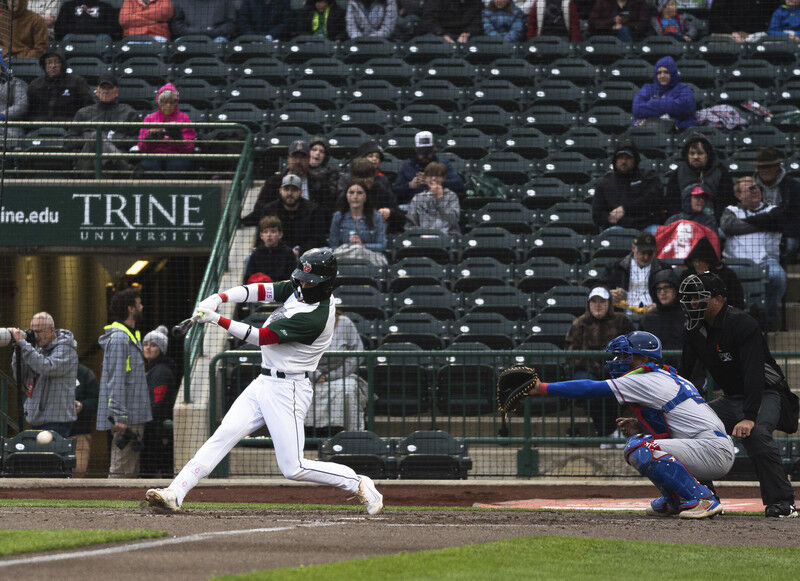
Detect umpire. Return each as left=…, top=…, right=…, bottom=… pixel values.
left=679, top=272, right=798, bottom=518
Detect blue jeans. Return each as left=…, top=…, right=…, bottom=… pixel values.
left=32, top=422, right=72, bottom=438
left=140, top=158, right=192, bottom=173
left=616, top=26, right=634, bottom=42
left=762, top=258, right=786, bottom=327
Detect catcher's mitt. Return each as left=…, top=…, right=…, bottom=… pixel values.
left=496, top=365, right=539, bottom=416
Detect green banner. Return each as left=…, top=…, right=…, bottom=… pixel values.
left=0, top=185, right=220, bottom=248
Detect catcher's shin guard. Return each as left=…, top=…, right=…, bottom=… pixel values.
left=624, top=435, right=712, bottom=506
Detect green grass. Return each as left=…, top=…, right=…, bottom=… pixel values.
left=212, top=536, right=800, bottom=581
left=0, top=529, right=167, bottom=557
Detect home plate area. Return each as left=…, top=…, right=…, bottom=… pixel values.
left=475, top=498, right=765, bottom=512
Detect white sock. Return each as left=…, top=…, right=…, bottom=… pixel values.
left=168, top=459, right=210, bottom=505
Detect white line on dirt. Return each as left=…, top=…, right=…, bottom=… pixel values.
left=0, top=523, right=334, bottom=568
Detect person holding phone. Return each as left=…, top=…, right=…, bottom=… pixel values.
left=137, top=83, right=195, bottom=175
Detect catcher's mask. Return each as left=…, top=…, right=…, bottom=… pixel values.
left=291, top=247, right=337, bottom=304
left=679, top=272, right=726, bottom=330
left=604, top=331, right=662, bottom=378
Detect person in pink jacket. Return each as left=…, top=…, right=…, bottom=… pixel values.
left=137, top=83, right=195, bottom=174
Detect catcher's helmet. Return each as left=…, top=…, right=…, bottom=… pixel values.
left=678, top=272, right=727, bottom=330
left=604, top=331, right=662, bottom=378
left=291, top=247, right=337, bottom=304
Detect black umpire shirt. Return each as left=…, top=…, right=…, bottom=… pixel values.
left=680, top=304, right=784, bottom=423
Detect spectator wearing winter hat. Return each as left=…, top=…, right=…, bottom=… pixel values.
left=27, top=47, right=94, bottom=120
left=526, top=0, right=581, bottom=41
left=665, top=184, right=719, bottom=232
left=483, top=0, right=525, bottom=42
left=392, top=130, right=465, bottom=205
left=137, top=83, right=195, bottom=174
left=650, top=0, right=697, bottom=41
left=633, top=56, right=696, bottom=131
left=308, top=136, right=340, bottom=215
left=767, top=0, right=800, bottom=40
left=140, top=325, right=177, bottom=477
left=753, top=147, right=800, bottom=262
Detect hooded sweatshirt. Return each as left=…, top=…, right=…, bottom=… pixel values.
left=170, top=0, right=235, bottom=38
left=308, top=135, right=340, bottom=214
left=120, top=0, right=174, bottom=40
left=145, top=353, right=176, bottom=421
left=664, top=183, right=718, bottom=231
left=565, top=297, right=635, bottom=373
left=632, top=56, right=697, bottom=131
left=0, top=72, right=28, bottom=121
left=137, top=83, right=196, bottom=154
left=681, top=236, right=745, bottom=310
left=346, top=0, right=398, bottom=39
left=27, top=47, right=94, bottom=120
left=591, top=140, right=664, bottom=230
left=54, top=0, right=122, bottom=41
left=767, top=2, right=800, bottom=36
left=666, top=134, right=735, bottom=221
left=640, top=268, right=685, bottom=350
left=755, top=166, right=800, bottom=239
left=97, top=322, right=152, bottom=430
left=12, top=329, right=78, bottom=425
left=0, top=0, right=48, bottom=59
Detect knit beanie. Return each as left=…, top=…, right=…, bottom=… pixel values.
left=143, top=325, right=169, bottom=354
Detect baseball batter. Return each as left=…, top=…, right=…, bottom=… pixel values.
left=146, top=248, right=383, bottom=515
left=528, top=331, right=734, bottom=518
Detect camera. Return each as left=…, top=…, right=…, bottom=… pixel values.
left=24, top=329, right=36, bottom=346
left=116, top=428, right=143, bottom=452
left=0, top=328, right=35, bottom=347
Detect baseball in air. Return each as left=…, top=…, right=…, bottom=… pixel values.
left=36, top=430, right=53, bottom=445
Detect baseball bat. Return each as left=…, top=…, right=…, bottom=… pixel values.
left=171, top=315, right=200, bottom=338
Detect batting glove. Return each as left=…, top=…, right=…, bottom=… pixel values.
left=193, top=309, right=220, bottom=325
left=197, top=294, right=222, bottom=312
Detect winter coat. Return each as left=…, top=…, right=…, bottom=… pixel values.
left=633, top=56, right=697, bottom=131
left=170, top=0, right=235, bottom=38
left=259, top=197, right=330, bottom=253
left=650, top=12, right=697, bottom=40
left=308, top=137, right=341, bottom=214
left=237, top=0, right=292, bottom=39
left=755, top=168, right=800, bottom=240
left=720, top=202, right=782, bottom=263
left=422, top=0, right=484, bottom=38
left=27, top=48, right=94, bottom=120
left=0, top=0, right=49, bottom=59
left=71, top=99, right=140, bottom=148
left=404, top=188, right=461, bottom=233
left=330, top=209, right=387, bottom=251
left=244, top=168, right=337, bottom=225
left=682, top=236, right=745, bottom=310
left=243, top=241, right=297, bottom=283
left=566, top=300, right=635, bottom=374
left=346, top=0, right=398, bottom=38
left=54, top=0, right=122, bottom=41
left=0, top=74, right=28, bottom=121
left=591, top=140, right=663, bottom=230
left=120, top=0, right=174, bottom=40
left=393, top=154, right=465, bottom=205
left=589, top=0, right=651, bottom=40
left=72, top=364, right=99, bottom=436
left=137, top=83, right=196, bottom=154
left=665, top=134, right=735, bottom=222
left=767, top=3, right=800, bottom=36
left=640, top=268, right=685, bottom=351
left=97, top=322, right=152, bottom=430
left=527, top=0, right=581, bottom=41
left=664, top=183, right=718, bottom=232
left=483, top=1, right=525, bottom=42
left=12, top=329, right=78, bottom=425
left=294, top=1, right=347, bottom=40
left=145, top=354, right=177, bottom=422
left=605, top=253, right=670, bottom=295
left=709, top=0, right=778, bottom=34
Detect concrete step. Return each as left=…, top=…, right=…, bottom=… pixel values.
left=768, top=331, right=800, bottom=352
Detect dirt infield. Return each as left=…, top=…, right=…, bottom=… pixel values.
left=2, top=506, right=800, bottom=581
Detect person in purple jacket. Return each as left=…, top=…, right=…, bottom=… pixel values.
left=632, top=56, right=696, bottom=131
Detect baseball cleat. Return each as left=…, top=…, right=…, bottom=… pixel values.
left=354, top=475, right=383, bottom=515
left=765, top=502, right=798, bottom=518
left=645, top=495, right=680, bottom=517
left=678, top=496, right=724, bottom=519
left=146, top=488, right=181, bottom=512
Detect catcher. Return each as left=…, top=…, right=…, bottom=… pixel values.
left=498, top=331, right=734, bottom=519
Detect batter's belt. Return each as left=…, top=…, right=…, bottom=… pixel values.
left=261, top=368, right=309, bottom=380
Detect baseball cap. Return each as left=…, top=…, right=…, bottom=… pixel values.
left=97, top=72, right=118, bottom=88
left=633, top=232, right=657, bottom=252
left=415, top=131, right=435, bottom=150
left=690, top=186, right=709, bottom=197
left=614, top=148, right=635, bottom=158
left=588, top=287, right=610, bottom=301
left=281, top=173, right=302, bottom=189
left=287, top=140, right=310, bottom=156
left=696, top=271, right=728, bottom=297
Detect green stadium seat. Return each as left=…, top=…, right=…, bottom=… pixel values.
left=542, top=202, right=597, bottom=235
left=402, top=34, right=458, bottom=64
left=395, top=285, right=461, bottom=320
left=475, top=152, right=531, bottom=185
left=396, top=104, right=453, bottom=134
left=59, top=34, right=112, bottom=61
left=334, top=103, right=393, bottom=134
left=294, top=57, right=351, bottom=87
left=588, top=80, right=638, bottom=112
left=458, top=104, right=512, bottom=136
left=675, top=58, right=718, bottom=89
left=118, top=77, right=158, bottom=110
left=227, top=78, right=279, bottom=108
left=520, top=105, right=576, bottom=134
left=545, top=57, right=597, bottom=86
left=482, top=57, right=538, bottom=87
left=451, top=257, right=513, bottom=292
left=371, top=345, right=433, bottom=415
left=388, top=257, right=449, bottom=292
left=500, top=127, right=551, bottom=160
left=236, top=57, right=293, bottom=86
left=226, top=35, right=275, bottom=64
left=261, top=126, right=311, bottom=155
left=381, top=126, right=420, bottom=158
left=583, top=106, right=631, bottom=135
left=519, top=318, right=572, bottom=348
left=279, top=35, right=336, bottom=63
left=591, top=227, right=639, bottom=259
left=466, top=286, right=532, bottom=320
left=467, top=200, right=535, bottom=233
left=286, top=79, right=341, bottom=109
left=443, top=127, right=493, bottom=159
left=65, top=57, right=111, bottom=86
left=461, top=35, right=511, bottom=64
left=357, top=57, right=417, bottom=86
left=625, top=125, right=673, bottom=159
left=525, top=226, right=585, bottom=263
left=749, top=35, right=798, bottom=65
left=538, top=285, right=591, bottom=316
left=382, top=312, right=448, bottom=350
left=340, top=37, right=397, bottom=63
left=209, top=102, right=266, bottom=131
left=558, top=126, right=611, bottom=159
left=326, top=126, right=371, bottom=159
left=577, top=256, right=618, bottom=286
left=317, top=431, right=395, bottom=480
left=607, top=58, right=653, bottom=85
left=335, top=259, right=385, bottom=290
left=691, top=35, right=741, bottom=66
left=346, top=79, right=403, bottom=111
left=436, top=361, right=498, bottom=416
left=460, top=227, right=520, bottom=263
left=333, top=285, right=390, bottom=319
left=406, top=79, right=463, bottom=112
left=271, top=102, right=328, bottom=134
left=9, top=57, right=43, bottom=82
left=174, top=57, right=231, bottom=86
left=636, top=35, right=686, bottom=64
left=541, top=151, right=596, bottom=184
left=774, top=79, right=800, bottom=107
left=579, top=35, right=626, bottom=65
left=395, top=431, right=471, bottom=479
left=113, top=36, right=167, bottom=62
left=510, top=177, right=573, bottom=209
left=514, top=256, right=574, bottom=293
left=731, top=125, right=790, bottom=154
left=174, top=78, right=218, bottom=110
left=168, top=35, right=224, bottom=63
left=521, top=35, right=571, bottom=64
left=528, top=79, right=585, bottom=112
left=419, top=58, right=477, bottom=88
left=117, top=56, right=172, bottom=85
left=392, top=228, right=457, bottom=263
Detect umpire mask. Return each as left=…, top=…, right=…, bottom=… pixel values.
left=678, top=273, right=725, bottom=330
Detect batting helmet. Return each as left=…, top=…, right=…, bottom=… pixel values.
left=678, top=272, right=727, bottom=330
left=604, top=331, right=662, bottom=378
left=291, top=247, right=337, bottom=304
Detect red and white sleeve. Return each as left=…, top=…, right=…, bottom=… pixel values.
left=216, top=316, right=279, bottom=346
left=215, top=283, right=275, bottom=305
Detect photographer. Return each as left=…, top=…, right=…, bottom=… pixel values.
left=9, top=312, right=78, bottom=437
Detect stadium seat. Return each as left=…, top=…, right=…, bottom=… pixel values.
left=340, top=37, right=397, bottom=63
left=168, top=35, right=223, bottom=63
left=113, top=36, right=167, bottom=62
left=60, top=34, right=112, bottom=61
left=210, top=103, right=267, bottom=131
left=520, top=35, right=571, bottom=64
left=451, top=257, right=512, bottom=292
left=545, top=57, right=597, bottom=86
left=726, top=150, right=759, bottom=177
left=515, top=341, right=565, bottom=379
left=294, top=57, right=351, bottom=87
left=335, top=258, right=385, bottom=290
left=382, top=313, right=448, bottom=350
left=392, top=228, right=457, bottom=263
left=674, top=58, right=717, bottom=89
left=514, top=256, right=574, bottom=293
left=286, top=79, right=340, bottom=109
left=395, top=285, right=460, bottom=320
left=174, top=78, right=218, bottom=110
left=173, top=57, right=231, bottom=87
left=346, top=79, right=403, bottom=111
left=473, top=152, right=530, bottom=185
left=482, top=57, right=538, bottom=87
left=500, top=127, right=551, bottom=160
left=451, top=312, right=518, bottom=350
left=419, top=58, right=477, bottom=87
left=525, top=226, right=585, bottom=263
left=271, top=102, right=328, bottom=134
left=519, top=105, right=576, bottom=134
left=558, top=126, right=611, bottom=159
left=636, top=35, right=686, bottom=64
left=387, top=256, right=449, bottom=292
left=261, top=126, right=311, bottom=157
left=436, top=361, right=497, bottom=416
left=227, top=78, right=280, bottom=108
left=226, top=35, right=275, bottom=64
left=510, top=177, right=574, bottom=209
left=773, top=79, right=800, bottom=107
left=406, top=79, right=463, bottom=112
left=458, top=104, right=512, bottom=136
left=335, top=103, right=393, bottom=134
left=317, top=431, right=395, bottom=480
left=537, top=285, right=590, bottom=316
left=332, top=285, right=390, bottom=319
left=395, top=430, right=471, bottom=479
left=441, top=153, right=471, bottom=179
left=467, top=201, right=535, bottom=233
left=583, top=106, right=631, bottom=135
left=381, top=126, right=420, bottom=159
left=591, top=227, right=639, bottom=259
left=65, top=57, right=111, bottom=86
left=356, top=57, right=415, bottom=86
left=723, top=58, right=778, bottom=89
left=466, top=286, right=532, bottom=320
left=541, top=152, right=596, bottom=184
left=20, top=128, right=70, bottom=171
left=460, top=227, right=519, bottom=263
left=402, top=34, right=458, bottom=64
left=770, top=105, right=800, bottom=131
left=528, top=79, right=585, bottom=113
left=395, top=104, right=453, bottom=134
left=236, top=57, right=293, bottom=86
left=443, top=127, right=493, bottom=160
left=339, top=310, right=381, bottom=348
left=750, top=35, right=798, bottom=65
left=542, top=202, right=597, bottom=234
left=467, top=79, right=526, bottom=112
left=624, top=125, right=673, bottom=159
left=731, top=125, right=790, bottom=153
left=118, top=78, right=158, bottom=110
left=460, top=35, right=510, bottom=64
left=371, top=345, right=433, bottom=415
left=692, top=35, right=741, bottom=66
left=577, top=256, right=617, bottom=286
left=588, top=80, right=638, bottom=112
left=519, top=318, right=572, bottom=348
left=607, top=58, right=653, bottom=85
left=9, top=58, right=43, bottom=82
left=326, top=126, right=372, bottom=159
left=279, top=35, right=336, bottom=63
left=579, top=35, right=626, bottom=65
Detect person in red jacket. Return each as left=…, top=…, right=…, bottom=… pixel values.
left=120, top=0, right=174, bottom=42
left=527, top=0, right=581, bottom=41
left=589, top=0, right=650, bottom=41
